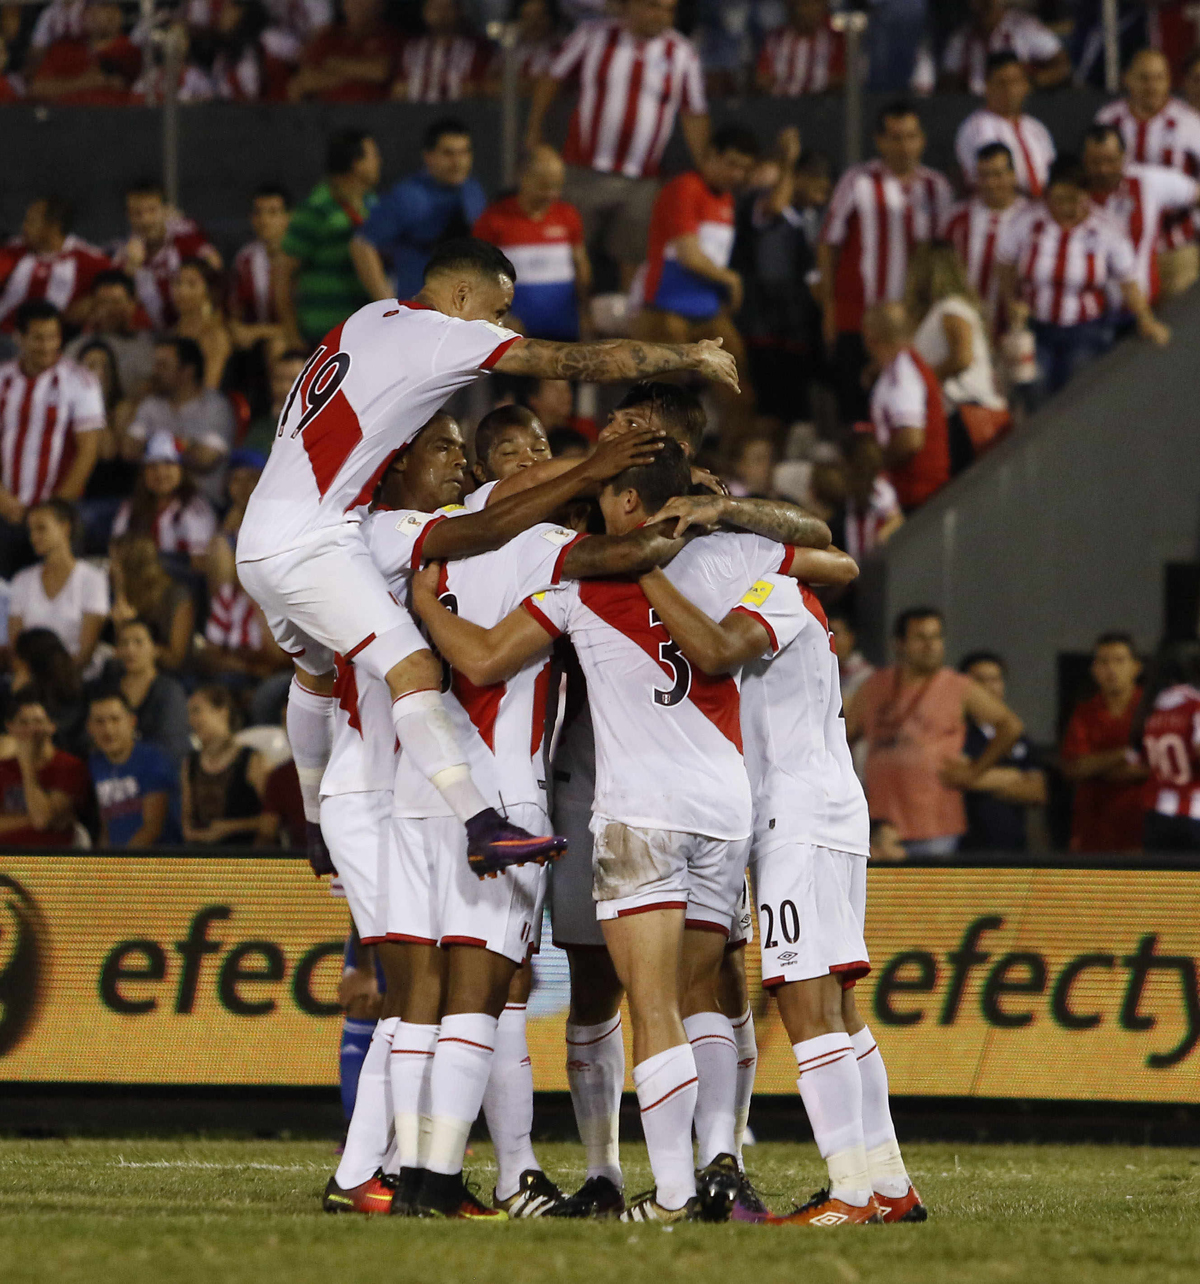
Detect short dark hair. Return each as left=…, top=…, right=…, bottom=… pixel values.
left=192, top=683, right=243, bottom=731
left=985, top=50, right=1022, bottom=78
left=423, top=116, right=471, bottom=151
left=1047, top=153, right=1086, bottom=190
left=1084, top=123, right=1125, bottom=151
left=893, top=606, right=943, bottom=640
left=115, top=615, right=161, bottom=645
left=33, top=194, right=75, bottom=235
left=14, top=299, right=62, bottom=333
left=424, top=237, right=517, bottom=286
left=91, top=268, right=136, bottom=297
left=89, top=689, right=133, bottom=714
left=960, top=649, right=1006, bottom=674
left=474, top=404, right=544, bottom=468
left=614, top=382, right=707, bottom=454
left=156, top=335, right=205, bottom=384
left=710, top=122, right=759, bottom=158
left=876, top=98, right=919, bottom=133
left=6, top=686, right=55, bottom=723
left=976, top=141, right=1014, bottom=168
left=1095, top=631, right=1137, bottom=656
left=126, top=178, right=165, bottom=200
left=326, top=129, right=372, bottom=177
left=253, top=182, right=292, bottom=208
left=549, top=426, right=589, bottom=457
left=606, top=436, right=691, bottom=515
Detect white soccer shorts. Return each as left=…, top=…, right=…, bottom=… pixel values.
left=726, top=874, right=754, bottom=949
left=549, top=791, right=606, bottom=949
left=590, top=815, right=750, bottom=936
left=750, top=840, right=869, bottom=990
left=320, top=790, right=392, bottom=945
left=385, top=802, right=548, bottom=966
left=237, top=522, right=427, bottom=680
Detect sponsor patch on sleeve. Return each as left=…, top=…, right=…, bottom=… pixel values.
left=740, top=580, right=774, bottom=608
left=540, top=527, right=575, bottom=546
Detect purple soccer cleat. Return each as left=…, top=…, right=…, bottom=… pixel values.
left=465, top=808, right=567, bottom=879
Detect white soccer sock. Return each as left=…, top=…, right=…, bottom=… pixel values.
left=389, top=1020, right=437, bottom=1171
left=287, top=676, right=334, bottom=823
left=425, top=1012, right=498, bottom=1176
left=483, top=1004, right=540, bottom=1200
left=633, top=1043, right=699, bottom=1211
left=683, top=1011, right=738, bottom=1167
left=731, top=1007, right=757, bottom=1166
left=793, top=1033, right=872, bottom=1208
left=390, top=689, right=488, bottom=823
left=565, top=1015, right=624, bottom=1186
left=850, top=1024, right=911, bottom=1198
left=334, top=1017, right=396, bottom=1189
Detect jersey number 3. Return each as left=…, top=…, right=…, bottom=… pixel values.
left=649, top=608, right=691, bottom=708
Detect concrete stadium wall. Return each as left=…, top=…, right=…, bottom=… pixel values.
left=3, top=88, right=1106, bottom=252
left=875, top=287, right=1200, bottom=743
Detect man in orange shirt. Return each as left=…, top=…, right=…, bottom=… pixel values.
left=1061, top=632, right=1148, bottom=852
left=845, top=607, right=1023, bottom=857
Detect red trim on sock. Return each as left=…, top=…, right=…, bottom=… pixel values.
left=566, top=1017, right=622, bottom=1047
left=689, top=1034, right=737, bottom=1049
left=639, top=1075, right=699, bottom=1112
left=503, top=1004, right=528, bottom=1011
left=795, top=1045, right=854, bottom=1069
left=345, top=632, right=377, bottom=661
left=391, top=687, right=440, bottom=707
left=731, top=1011, right=753, bottom=1030
left=797, top=1052, right=853, bottom=1076
left=391, top=1048, right=436, bottom=1056
left=615, top=900, right=686, bottom=918
left=437, top=1036, right=494, bottom=1053
left=855, top=1043, right=879, bottom=1061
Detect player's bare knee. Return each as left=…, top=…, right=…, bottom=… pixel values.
left=507, top=959, right=534, bottom=1005
left=841, top=986, right=866, bottom=1034
left=385, top=648, right=442, bottom=700
left=774, top=973, right=846, bottom=1043
left=293, top=663, right=335, bottom=695
left=716, top=946, right=749, bottom=1017
left=444, top=946, right=516, bottom=1018
left=566, top=948, right=623, bottom=1024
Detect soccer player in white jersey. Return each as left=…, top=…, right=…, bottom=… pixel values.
left=414, top=440, right=832, bottom=1222
left=637, top=563, right=928, bottom=1226
left=235, top=236, right=739, bottom=881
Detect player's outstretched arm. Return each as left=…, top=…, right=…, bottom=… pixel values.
left=648, top=493, right=832, bottom=549
left=412, top=564, right=554, bottom=686
left=493, top=336, right=740, bottom=391
left=561, top=523, right=687, bottom=580
left=638, top=568, right=771, bottom=676
left=782, top=546, right=859, bottom=585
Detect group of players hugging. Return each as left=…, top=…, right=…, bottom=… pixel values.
left=236, top=237, right=927, bottom=1226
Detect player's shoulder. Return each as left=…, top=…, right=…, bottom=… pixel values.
left=1165, top=96, right=1200, bottom=128
left=1154, top=683, right=1200, bottom=712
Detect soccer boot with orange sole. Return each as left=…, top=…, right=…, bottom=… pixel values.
left=414, top=1171, right=508, bottom=1221
left=322, top=1169, right=396, bottom=1214
left=466, top=807, right=567, bottom=879
left=767, top=1188, right=882, bottom=1226
left=874, top=1184, right=928, bottom=1223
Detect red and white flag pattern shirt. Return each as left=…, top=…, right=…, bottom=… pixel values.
left=942, top=9, right=1063, bottom=96
left=205, top=582, right=264, bottom=651
left=821, top=159, right=954, bottom=333
left=756, top=22, right=844, bottom=96
left=237, top=300, right=520, bottom=562
left=398, top=34, right=490, bottom=103
left=1091, top=163, right=1199, bottom=302
left=0, top=357, right=104, bottom=504
left=955, top=108, right=1056, bottom=197
left=843, top=475, right=902, bottom=565
left=1141, top=684, right=1200, bottom=821
left=229, top=239, right=277, bottom=324
left=111, top=493, right=217, bottom=557
left=944, top=195, right=1028, bottom=326
left=0, top=236, right=112, bottom=330
left=1095, top=97, right=1200, bottom=247
left=996, top=204, right=1137, bottom=325
left=551, top=19, right=706, bottom=179
left=114, top=215, right=217, bottom=329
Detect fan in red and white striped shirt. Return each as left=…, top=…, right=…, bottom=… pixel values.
left=538, top=11, right=707, bottom=180
left=394, top=0, right=491, bottom=104
left=0, top=301, right=104, bottom=517
left=941, top=1, right=1069, bottom=97
left=228, top=186, right=292, bottom=325
left=954, top=52, right=1055, bottom=197
left=0, top=197, right=111, bottom=332
left=206, top=582, right=265, bottom=652
left=755, top=0, right=844, bottom=97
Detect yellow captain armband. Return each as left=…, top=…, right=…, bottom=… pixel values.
left=740, top=580, right=774, bottom=608
left=437, top=503, right=467, bottom=515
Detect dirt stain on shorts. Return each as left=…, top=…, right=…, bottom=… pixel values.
left=593, top=822, right=677, bottom=901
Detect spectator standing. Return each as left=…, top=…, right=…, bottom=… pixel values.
left=525, top=0, right=709, bottom=288
left=0, top=301, right=103, bottom=576
left=502, top=0, right=564, bottom=93
left=99, top=616, right=192, bottom=769
left=258, top=0, right=333, bottom=92
left=74, top=339, right=139, bottom=531
left=242, top=349, right=306, bottom=454
left=113, top=181, right=222, bottom=330
left=1096, top=49, right=1200, bottom=298
left=1083, top=124, right=1199, bottom=309
left=841, top=431, right=903, bottom=563
left=181, top=685, right=264, bottom=845
left=1136, top=641, right=1200, bottom=852
left=958, top=650, right=1046, bottom=852
left=863, top=301, right=950, bottom=512
left=126, top=340, right=235, bottom=503
left=996, top=156, right=1169, bottom=399
left=943, top=142, right=1027, bottom=334
left=352, top=118, right=485, bottom=303
left=112, top=431, right=217, bottom=572
left=170, top=259, right=233, bottom=392
left=87, top=691, right=181, bottom=847
left=9, top=499, right=108, bottom=679
left=0, top=692, right=89, bottom=848
left=65, top=269, right=155, bottom=400
left=955, top=52, right=1055, bottom=198
left=287, top=0, right=399, bottom=102
left=941, top=0, right=1069, bottom=97
left=519, top=377, right=596, bottom=441
left=755, top=0, right=844, bottom=97
left=229, top=185, right=292, bottom=327
left=199, top=527, right=288, bottom=685
left=846, top=606, right=1023, bottom=858
left=26, top=0, right=87, bottom=60
left=829, top=608, right=875, bottom=704
left=1061, top=631, right=1148, bottom=854
left=109, top=534, right=196, bottom=675
left=28, top=1, right=140, bottom=105
left=277, top=129, right=380, bottom=345
left=473, top=145, right=590, bottom=341
left=0, top=196, right=111, bottom=331
left=818, top=101, right=953, bottom=423
left=393, top=0, right=491, bottom=102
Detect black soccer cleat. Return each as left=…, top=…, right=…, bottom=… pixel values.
left=388, top=1167, right=424, bottom=1217
left=306, top=821, right=336, bottom=877
left=693, top=1153, right=742, bottom=1223
left=545, top=1174, right=625, bottom=1219
left=465, top=807, right=567, bottom=879
left=414, top=1170, right=507, bottom=1220
left=493, top=1169, right=569, bottom=1218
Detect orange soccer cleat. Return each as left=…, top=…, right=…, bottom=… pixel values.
left=873, top=1184, right=928, bottom=1223
left=767, top=1188, right=882, bottom=1226
left=322, top=1170, right=396, bottom=1214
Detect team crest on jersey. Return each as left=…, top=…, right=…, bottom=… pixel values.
left=540, top=527, right=575, bottom=546
left=395, top=512, right=430, bottom=534
left=741, top=580, right=775, bottom=607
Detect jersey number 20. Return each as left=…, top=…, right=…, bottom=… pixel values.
left=649, top=608, right=691, bottom=708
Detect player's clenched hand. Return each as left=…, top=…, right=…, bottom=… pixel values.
left=411, top=562, right=442, bottom=611
left=583, top=426, right=665, bottom=479
left=689, top=338, right=739, bottom=392
left=646, top=493, right=731, bottom=538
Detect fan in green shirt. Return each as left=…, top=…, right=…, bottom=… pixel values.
left=279, top=129, right=381, bottom=344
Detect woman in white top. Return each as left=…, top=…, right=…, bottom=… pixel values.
left=9, top=500, right=109, bottom=679
left=907, top=241, right=1006, bottom=412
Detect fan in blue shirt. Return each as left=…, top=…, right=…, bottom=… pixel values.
left=88, top=692, right=182, bottom=847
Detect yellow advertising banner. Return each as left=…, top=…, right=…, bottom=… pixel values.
left=1, top=856, right=1197, bottom=1102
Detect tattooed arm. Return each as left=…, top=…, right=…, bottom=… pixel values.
left=648, top=493, right=832, bottom=549
left=493, top=336, right=740, bottom=390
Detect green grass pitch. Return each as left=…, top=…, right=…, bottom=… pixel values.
left=1, top=1137, right=1198, bottom=1284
